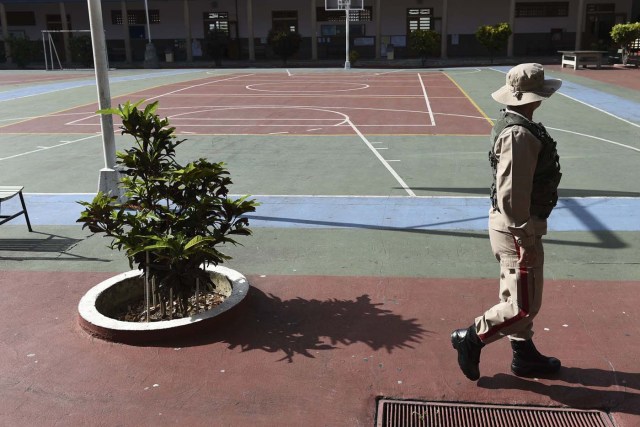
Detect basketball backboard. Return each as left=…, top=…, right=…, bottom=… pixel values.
left=325, top=0, right=364, bottom=11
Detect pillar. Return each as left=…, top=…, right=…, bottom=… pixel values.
left=0, top=3, right=11, bottom=65
left=375, top=0, right=381, bottom=59
left=575, top=0, right=585, bottom=50
left=311, top=0, right=317, bottom=60
left=60, top=2, right=71, bottom=64
left=507, top=0, right=515, bottom=57
left=440, top=0, right=448, bottom=59
left=184, top=0, right=192, bottom=62
left=121, top=0, right=132, bottom=63
left=247, top=0, right=254, bottom=61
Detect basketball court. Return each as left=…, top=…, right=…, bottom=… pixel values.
left=1, top=63, right=639, bottom=425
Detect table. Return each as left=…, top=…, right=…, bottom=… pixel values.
left=559, top=51, right=608, bottom=70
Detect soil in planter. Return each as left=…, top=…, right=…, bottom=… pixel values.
left=115, top=291, right=227, bottom=322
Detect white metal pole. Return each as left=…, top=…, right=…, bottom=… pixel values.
left=87, top=0, right=119, bottom=195
left=144, top=0, right=152, bottom=43
left=344, top=5, right=350, bottom=69
left=142, top=0, right=158, bottom=68
left=42, top=32, right=49, bottom=70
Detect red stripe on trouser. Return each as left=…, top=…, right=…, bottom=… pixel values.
left=478, top=237, right=530, bottom=342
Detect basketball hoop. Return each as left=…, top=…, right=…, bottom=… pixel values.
left=325, top=0, right=363, bottom=11
left=324, top=0, right=363, bottom=69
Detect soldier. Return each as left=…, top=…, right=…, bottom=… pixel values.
left=451, top=63, right=563, bottom=381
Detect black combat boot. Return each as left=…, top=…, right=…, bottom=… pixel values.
left=451, top=325, right=485, bottom=381
left=510, top=339, right=561, bottom=376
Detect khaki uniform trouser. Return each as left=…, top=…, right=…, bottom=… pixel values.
left=475, top=228, right=544, bottom=344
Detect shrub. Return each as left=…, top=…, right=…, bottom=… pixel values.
left=78, top=100, right=258, bottom=317
left=408, top=29, right=441, bottom=66
left=475, top=23, right=512, bottom=63
left=6, top=35, right=34, bottom=68
left=70, top=34, right=94, bottom=67
left=610, top=22, right=640, bottom=65
left=267, top=28, right=301, bottom=65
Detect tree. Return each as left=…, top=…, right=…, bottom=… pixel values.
left=267, top=28, right=301, bottom=65
left=6, top=35, right=34, bottom=68
left=610, top=22, right=640, bottom=65
left=70, top=34, right=93, bottom=67
left=205, top=28, right=228, bottom=66
left=408, top=29, right=441, bottom=66
left=475, top=23, right=512, bottom=64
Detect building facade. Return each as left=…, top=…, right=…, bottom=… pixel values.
left=1, top=0, right=638, bottom=65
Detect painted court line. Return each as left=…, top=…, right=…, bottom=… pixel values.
left=489, top=67, right=640, bottom=127
left=0, top=69, right=210, bottom=102
left=418, top=73, right=436, bottom=126
left=7, top=194, right=640, bottom=232
left=0, top=134, right=101, bottom=161
left=346, top=118, right=416, bottom=197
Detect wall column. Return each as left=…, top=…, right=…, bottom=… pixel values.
left=440, top=0, right=448, bottom=59
left=311, top=0, right=317, bottom=60
left=575, top=0, right=585, bottom=50
left=121, top=0, right=132, bottom=63
left=247, top=0, right=254, bottom=61
left=184, top=0, right=192, bottom=62
left=0, top=3, right=11, bottom=65
left=507, top=0, right=515, bottom=57
left=375, top=0, right=381, bottom=59
left=60, top=2, right=71, bottom=64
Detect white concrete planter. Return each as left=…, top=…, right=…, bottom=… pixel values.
left=78, top=265, right=249, bottom=345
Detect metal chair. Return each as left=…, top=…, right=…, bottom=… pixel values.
left=0, top=186, right=33, bottom=232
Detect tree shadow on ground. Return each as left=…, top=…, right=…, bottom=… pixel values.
left=173, top=287, right=430, bottom=362
left=478, top=368, right=640, bottom=415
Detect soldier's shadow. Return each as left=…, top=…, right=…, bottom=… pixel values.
left=478, top=368, right=640, bottom=415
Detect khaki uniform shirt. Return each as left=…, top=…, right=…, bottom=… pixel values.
left=489, top=109, right=547, bottom=248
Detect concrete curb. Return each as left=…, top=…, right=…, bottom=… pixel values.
left=77, top=265, right=249, bottom=345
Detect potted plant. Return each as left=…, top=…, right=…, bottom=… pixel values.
left=77, top=100, right=258, bottom=344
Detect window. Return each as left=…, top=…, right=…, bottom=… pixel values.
left=586, top=3, right=615, bottom=13
left=515, top=2, right=569, bottom=18
left=407, top=8, right=433, bottom=32
left=320, top=24, right=365, bottom=37
left=317, top=7, right=373, bottom=22
left=273, top=10, right=298, bottom=33
left=111, top=10, right=160, bottom=25
left=6, top=11, right=36, bottom=26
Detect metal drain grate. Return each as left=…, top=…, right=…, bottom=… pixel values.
left=376, top=399, right=616, bottom=427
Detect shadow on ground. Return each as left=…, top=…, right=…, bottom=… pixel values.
left=0, top=231, right=108, bottom=262
left=479, top=369, right=640, bottom=415
left=166, top=286, right=430, bottom=362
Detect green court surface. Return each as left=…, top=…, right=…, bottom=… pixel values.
left=1, top=66, right=639, bottom=282
left=1, top=66, right=640, bottom=427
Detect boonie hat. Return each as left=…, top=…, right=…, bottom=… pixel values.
left=491, top=63, right=562, bottom=106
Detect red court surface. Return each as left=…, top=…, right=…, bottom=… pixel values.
left=0, top=72, right=492, bottom=136
left=1, top=271, right=638, bottom=426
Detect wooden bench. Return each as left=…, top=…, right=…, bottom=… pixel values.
left=559, top=50, right=608, bottom=70
left=0, top=186, right=33, bottom=231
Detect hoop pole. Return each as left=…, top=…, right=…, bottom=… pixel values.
left=144, top=0, right=152, bottom=43
left=344, top=6, right=351, bottom=69
left=42, top=32, right=48, bottom=70
left=87, top=0, right=119, bottom=196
